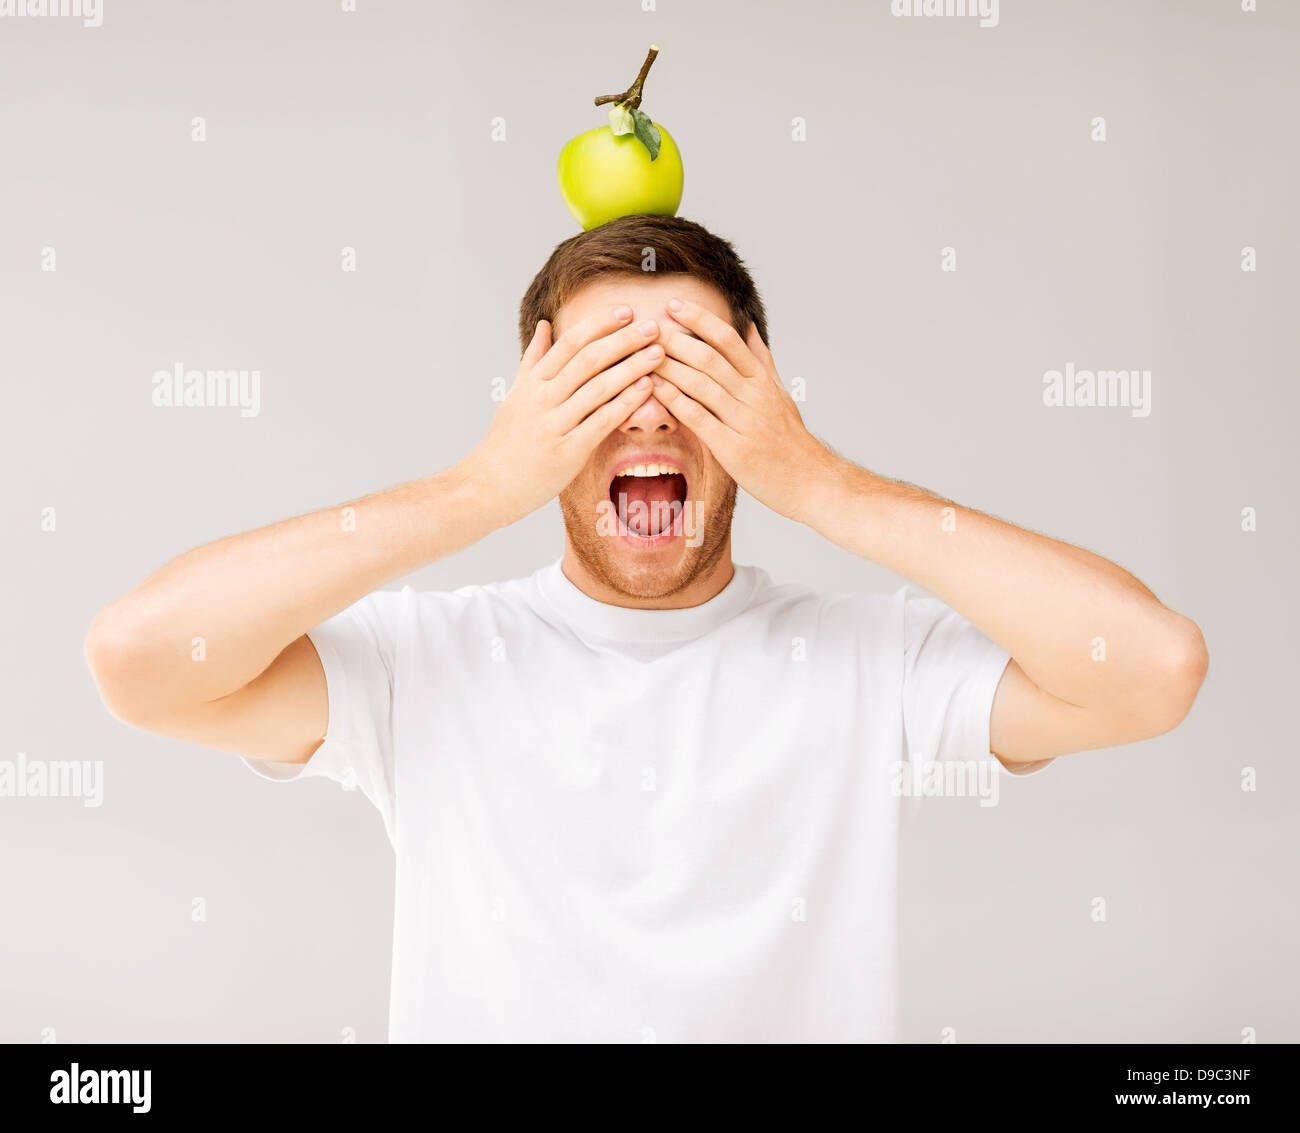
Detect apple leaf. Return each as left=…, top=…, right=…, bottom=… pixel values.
left=607, top=104, right=634, bottom=136
left=629, top=107, right=661, bottom=161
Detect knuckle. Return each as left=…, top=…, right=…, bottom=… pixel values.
left=570, top=341, right=600, bottom=373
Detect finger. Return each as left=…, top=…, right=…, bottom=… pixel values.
left=566, top=375, right=655, bottom=450
left=745, top=322, right=783, bottom=389
left=550, top=318, right=661, bottom=402
left=652, top=356, right=745, bottom=426
left=534, top=304, right=635, bottom=382
left=556, top=342, right=665, bottom=433
left=745, top=322, right=775, bottom=369
left=519, top=319, right=551, bottom=371
left=649, top=374, right=738, bottom=452
left=660, top=326, right=748, bottom=400
left=666, top=297, right=761, bottom=379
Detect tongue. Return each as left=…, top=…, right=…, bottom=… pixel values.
left=615, top=474, right=682, bottom=537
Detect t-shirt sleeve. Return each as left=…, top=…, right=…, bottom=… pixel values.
left=240, top=589, right=405, bottom=847
left=901, top=588, right=1046, bottom=776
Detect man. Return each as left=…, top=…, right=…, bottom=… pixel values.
left=85, top=215, right=1208, bottom=1042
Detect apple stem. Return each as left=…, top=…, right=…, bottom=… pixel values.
left=593, top=45, right=660, bottom=111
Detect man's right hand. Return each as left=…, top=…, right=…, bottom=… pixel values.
left=460, top=305, right=664, bottom=526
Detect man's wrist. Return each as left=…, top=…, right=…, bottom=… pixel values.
left=797, top=455, right=962, bottom=578
left=790, top=447, right=858, bottom=532
left=438, top=457, right=522, bottom=536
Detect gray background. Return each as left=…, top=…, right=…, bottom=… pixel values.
left=2, top=0, right=1296, bottom=1042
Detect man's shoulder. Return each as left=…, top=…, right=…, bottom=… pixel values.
left=741, top=565, right=902, bottom=612
left=345, top=564, right=550, bottom=627
left=408, top=564, right=549, bottom=614
left=733, top=565, right=912, bottom=635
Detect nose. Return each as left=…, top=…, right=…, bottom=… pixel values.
left=618, top=381, right=678, bottom=435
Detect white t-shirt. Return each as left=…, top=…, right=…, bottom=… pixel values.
left=244, top=560, right=1042, bottom=1042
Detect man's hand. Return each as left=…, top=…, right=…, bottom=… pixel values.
left=463, top=306, right=664, bottom=526
left=649, top=297, right=836, bottom=520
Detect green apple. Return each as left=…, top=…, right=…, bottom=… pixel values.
left=557, top=45, right=684, bottom=231
left=558, top=122, right=683, bottom=231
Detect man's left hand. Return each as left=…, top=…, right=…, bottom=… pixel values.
left=651, top=297, right=838, bottom=521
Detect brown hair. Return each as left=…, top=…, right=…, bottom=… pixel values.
left=518, top=214, right=768, bottom=352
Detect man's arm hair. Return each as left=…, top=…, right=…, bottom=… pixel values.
left=84, top=306, right=663, bottom=764
left=84, top=467, right=503, bottom=763
left=801, top=462, right=1209, bottom=768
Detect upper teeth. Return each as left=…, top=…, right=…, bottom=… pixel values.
left=615, top=462, right=683, bottom=477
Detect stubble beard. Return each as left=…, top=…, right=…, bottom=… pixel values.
left=558, top=477, right=738, bottom=602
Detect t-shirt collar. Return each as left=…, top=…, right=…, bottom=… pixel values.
left=535, top=558, right=758, bottom=645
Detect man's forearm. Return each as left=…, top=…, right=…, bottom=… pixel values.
left=799, top=458, right=1207, bottom=732
left=86, top=462, right=505, bottom=720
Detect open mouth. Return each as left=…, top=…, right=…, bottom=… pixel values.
left=609, top=462, right=688, bottom=539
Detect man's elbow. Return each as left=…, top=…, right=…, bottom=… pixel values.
left=84, top=603, right=156, bottom=728
left=1137, top=614, right=1209, bottom=738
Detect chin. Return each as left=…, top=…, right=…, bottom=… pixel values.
left=559, top=476, right=736, bottom=603
left=599, top=546, right=697, bottom=601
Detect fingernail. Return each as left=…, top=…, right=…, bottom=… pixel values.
left=636, top=376, right=653, bottom=388
left=667, top=298, right=684, bottom=313
left=645, top=344, right=663, bottom=359
left=651, top=375, right=665, bottom=387
left=614, top=305, right=632, bottom=321
left=639, top=319, right=658, bottom=336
